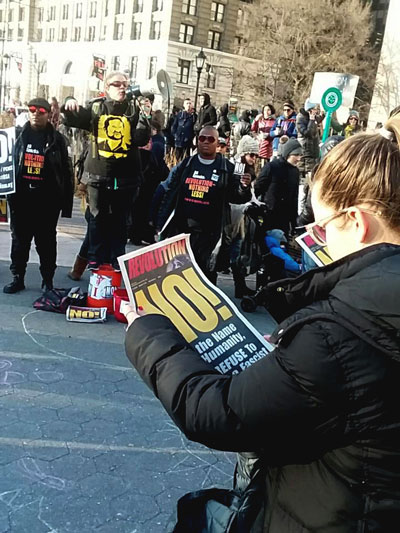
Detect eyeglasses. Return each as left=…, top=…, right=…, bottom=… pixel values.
left=298, top=206, right=382, bottom=246
left=247, top=153, right=258, bottom=158
left=349, top=117, right=358, bottom=121
left=198, top=135, right=217, bottom=143
left=28, top=106, right=48, bottom=115
left=108, top=81, right=128, bottom=88
left=283, top=108, right=293, bottom=112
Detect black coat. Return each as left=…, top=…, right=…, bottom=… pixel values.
left=12, top=122, right=74, bottom=217
left=254, top=157, right=299, bottom=234
left=125, top=243, right=400, bottom=532
left=194, top=103, right=218, bottom=134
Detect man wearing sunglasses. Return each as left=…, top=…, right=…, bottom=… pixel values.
left=61, top=71, right=151, bottom=271
left=270, top=100, right=298, bottom=157
left=157, top=126, right=251, bottom=282
left=3, top=97, right=74, bottom=294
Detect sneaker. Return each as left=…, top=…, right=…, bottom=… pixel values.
left=41, top=280, right=54, bottom=293
left=3, top=276, right=25, bottom=294
left=87, top=261, right=101, bottom=271
left=112, top=260, right=121, bottom=272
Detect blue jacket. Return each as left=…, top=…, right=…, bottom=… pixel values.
left=265, top=236, right=301, bottom=273
left=270, top=113, right=297, bottom=151
left=171, top=111, right=197, bottom=148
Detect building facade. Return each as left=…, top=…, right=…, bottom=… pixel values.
left=0, top=0, right=256, bottom=112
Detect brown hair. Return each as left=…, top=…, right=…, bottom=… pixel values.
left=314, top=115, right=400, bottom=230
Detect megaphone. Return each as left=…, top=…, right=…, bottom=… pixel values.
left=126, top=70, right=172, bottom=100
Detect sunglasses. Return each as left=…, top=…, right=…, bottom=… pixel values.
left=283, top=108, right=293, bottom=112
left=198, top=135, right=217, bottom=143
left=108, top=81, right=128, bottom=88
left=298, top=206, right=382, bottom=246
left=247, top=153, right=258, bottom=158
left=28, top=106, right=48, bottom=114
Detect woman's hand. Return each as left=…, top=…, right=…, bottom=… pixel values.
left=121, top=303, right=145, bottom=327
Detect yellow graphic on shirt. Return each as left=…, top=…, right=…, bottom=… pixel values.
left=97, top=115, right=131, bottom=159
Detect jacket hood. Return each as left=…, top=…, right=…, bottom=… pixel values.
left=272, top=244, right=400, bottom=360
left=240, top=110, right=250, bottom=122
left=201, top=93, right=211, bottom=106
left=220, top=103, right=229, bottom=116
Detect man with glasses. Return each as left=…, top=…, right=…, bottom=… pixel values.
left=270, top=100, right=298, bottom=158
left=61, top=71, right=151, bottom=271
left=157, top=126, right=251, bottom=281
left=3, top=98, right=74, bottom=294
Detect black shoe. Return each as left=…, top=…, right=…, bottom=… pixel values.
left=3, top=276, right=25, bottom=294
left=112, top=260, right=121, bottom=272
left=88, top=261, right=101, bottom=271
left=41, top=280, right=54, bottom=293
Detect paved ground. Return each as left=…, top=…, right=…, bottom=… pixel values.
left=0, top=200, right=276, bottom=533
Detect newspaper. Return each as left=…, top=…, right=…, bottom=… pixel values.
left=0, top=127, right=16, bottom=195
left=296, top=232, right=332, bottom=267
left=118, top=234, right=273, bottom=375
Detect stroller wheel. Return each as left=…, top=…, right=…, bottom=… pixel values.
left=241, top=296, right=257, bottom=313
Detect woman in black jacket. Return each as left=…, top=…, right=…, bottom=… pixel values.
left=124, top=114, right=400, bottom=532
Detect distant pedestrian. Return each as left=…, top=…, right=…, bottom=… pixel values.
left=193, top=93, right=217, bottom=136
left=270, top=100, right=297, bottom=156
left=251, top=104, right=276, bottom=161
left=171, top=98, right=196, bottom=161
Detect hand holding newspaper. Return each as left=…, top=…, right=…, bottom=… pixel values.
left=118, top=234, right=273, bottom=375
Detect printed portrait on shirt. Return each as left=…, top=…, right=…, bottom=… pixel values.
left=97, top=115, right=131, bottom=158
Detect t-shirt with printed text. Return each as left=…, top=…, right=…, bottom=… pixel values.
left=20, top=129, right=47, bottom=191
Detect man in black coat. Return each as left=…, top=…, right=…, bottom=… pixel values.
left=193, top=93, right=217, bottom=137
left=3, top=97, right=74, bottom=294
left=171, top=98, right=197, bottom=161
left=157, top=126, right=251, bottom=281
left=254, top=138, right=302, bottom=236
left=61, top=71, right=151, bottom=270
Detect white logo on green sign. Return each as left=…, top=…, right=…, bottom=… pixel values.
left=322, top=87, right=343, bottom=112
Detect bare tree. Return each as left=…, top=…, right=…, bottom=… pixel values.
left=234, top=0, right=378, bottom=111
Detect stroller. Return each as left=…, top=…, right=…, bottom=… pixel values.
left=240, top=204, right=301, bottom=313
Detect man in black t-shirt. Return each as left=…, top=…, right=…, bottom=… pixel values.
left=157, top=126, right=251, bottom=281
left=3, top=97, right=74, bottom=294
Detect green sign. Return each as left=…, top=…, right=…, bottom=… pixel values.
left=321, top=87, right=342, bottom=112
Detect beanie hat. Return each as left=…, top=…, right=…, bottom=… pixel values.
left=283, top=100, right=295, bottom=110
left=27, top=97, right=51, bottom=112
left=237, top=135, right=259, bottom=156
left=217, top=137, right=227, bottom=146
left=348, top=110, right=359, bottom=120
left=281, top=138, right=302, bottom=159
left=304, top=98, right=317, bottom=112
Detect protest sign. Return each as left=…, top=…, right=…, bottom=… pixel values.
left=92, top=55, right=106, bottom=82
left=0, top=127, right=15, bottom=195
left=296, top=232, right=332, bottom=267
left=310, top=72, right=359, bottom=109
left=0, top=198, right=7, bottom=224
left=118, top=234, right=273, bottom=375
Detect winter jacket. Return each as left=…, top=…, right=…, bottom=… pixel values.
left=254, top=157, right=299, bottom=234
left=125, top=243, right=400, bottom=532
left=61, top=97, right=150, bottom=189
left=171, top=110, right=197, bottom=148
left=270, top=113, right=297, bottom=151
left=11, top=122, right=74, bottom=217
left=251, top=116, right=275, bottom=159
left=217, top=103, right=231, bottom=139
left=194, top=99, right=218, bottom=135
left=296, top=108, right=321, bottom=174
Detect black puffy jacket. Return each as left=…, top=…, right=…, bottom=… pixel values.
left=125, top=243, right=400, bottom=532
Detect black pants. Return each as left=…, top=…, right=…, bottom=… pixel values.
left=175, top=146, right=191, bottom=161
left=188, top=224, right=219, bottom=284
left=87, top=185, right=135, bottom=264
left=9, top=192, right=61, bottom=281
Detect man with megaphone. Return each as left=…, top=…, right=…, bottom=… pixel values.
left=61, top=71, right=151, bottom=271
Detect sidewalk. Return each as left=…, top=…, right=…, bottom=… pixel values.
left=0, top=199, right=276, bottom=532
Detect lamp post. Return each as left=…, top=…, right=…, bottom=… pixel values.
left=2, top=53, right=10, bottom=110
left=194, top=48, right=206, bottom=111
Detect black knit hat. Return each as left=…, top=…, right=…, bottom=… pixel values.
left=27, top=98, right=51, bottom=112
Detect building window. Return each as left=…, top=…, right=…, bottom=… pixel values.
left=132, top=22, right=142, bottom=40
left=89, top=2, right=97, bottom=17
left=211, top=2, right=225, bottom=23
left=62, top=4, right=68, bottom=19
left=153, top=0, right=163, bottom=10
left=48, top=28, right=55, bottom=41
left=179, top=24, right=194, bottom=44
left=178, top=59, right=190, bottom=84
left=151, top=20, right=161, bottom=39
left=182, top=0, right=197, bottom=16
left=38, top=7, right=44, bottom=21
left=234, top=35, right=243, bottom=47
left=73, top=26, right=81, bottom=41
left=64, top=61, right=72, bottom=74
left=60, top=27, right=68, bottom=41
left=17, top=27, right=23, bottom=40
left=7, top=28, right=12, bottom=40
left=133, top=0, right=144, bottom=13
left=37, top=28, right=43, bottom=41
left=88, top=26, right=96, bottom=41
left=115, top=0, right=126, bottom=15
left=104, top=0, right=109, bottom=16
left=207, top=30, right=221, bottom=50
left=8, top=9, right=13, bottom=22
left=48, top=5, right=56, bottom=21
left=76, top=3, right=82, bottom=18
left=114, top=22, right=124, bottom=39
left=205, top=64, right=216, bottom=89
left=100, top=25, right=107, bottom=40
left=148, top=56, right=157, bottom=79
left=18, top=6, right=24, bottom=21
left=112, top=56, right=120, bottom=70
left=130, top=56, right=138, bottom=79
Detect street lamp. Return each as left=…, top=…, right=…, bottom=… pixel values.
left=2, top=54, right=10, bottom=110
left=194, top=48, right=206, bottom=111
